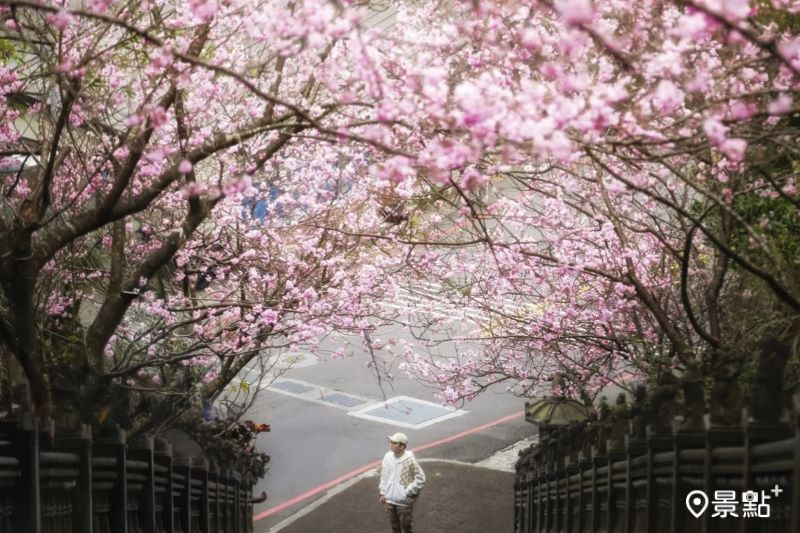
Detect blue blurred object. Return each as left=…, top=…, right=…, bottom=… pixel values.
left=242, top=183, right=281, bottom=223
left=202, top=398, right=214, bottom=421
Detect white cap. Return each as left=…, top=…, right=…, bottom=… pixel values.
left=387, top=432, right=408, bottom=445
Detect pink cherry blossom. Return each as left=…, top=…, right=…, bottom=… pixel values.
left=189, top=0, right=219, bottom=21
left=554, top=0, right=595, bottom=26
left=113, top=146, right=130, bottom=161
left=148, top=107, right=168, bottom=129
left=90, top=0, right=114, bottom=14
left=721, top=0, right=752, bottom=21
left=720, top=138, right=747, bottom=161
left=373, top=156, right=416, bottom=184
left=703, top=118, right=729, bottom=145
left=460, top=168, right=488, bottom=191
left=768, top=93, right=793, bottom=114
left=772, top=0, right=800, bottom=14
left=652, top=80, right=685, bottom=113
left=47, top=9, right=73, bottom=30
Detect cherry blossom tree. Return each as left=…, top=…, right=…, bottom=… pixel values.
left=1, top=0, right=799, bottom=430
left=0, top=0, right=409, bottom=427
left=326, top=0, right=800, bottom=415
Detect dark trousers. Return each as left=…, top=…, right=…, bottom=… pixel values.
left=387, top=503, right=414, bottom=533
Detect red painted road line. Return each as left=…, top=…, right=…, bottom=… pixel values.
left=253, top=410, right=525, bottom=522
left=252, top=460, right=383, bottom=522
left=412, top=410, right=523, bottom=454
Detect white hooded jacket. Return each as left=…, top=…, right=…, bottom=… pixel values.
left=378, top=450, right=426, bottom=507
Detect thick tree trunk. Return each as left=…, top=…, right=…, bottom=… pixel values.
left=0, top=250, right=52, bottom=417
left=3, top=347, right=31, bottom=411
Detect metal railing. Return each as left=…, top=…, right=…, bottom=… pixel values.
left=0, top=416, right=256, bottom=533
left=514, top=409, right=800, bottom=533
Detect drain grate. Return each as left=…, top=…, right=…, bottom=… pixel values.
left=267, top=380, right=367, bottom=411
left=270, top=380, right=316, bottom=394
left=351, top=396, right=467, bottom=429
left=320, top=393, right=366, bottom=408
left=361, top=400, right=450, bottom=424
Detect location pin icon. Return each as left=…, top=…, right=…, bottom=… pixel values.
left=686, top=490, right=709, bottom=518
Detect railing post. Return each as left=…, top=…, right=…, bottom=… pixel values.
left=577, top=457, right=589, bottom=533
left=669, top=424, right=679, bottom=533
left=513, top=477, right=521, bottom=533
left=624, top=436, right=645, bottom=533
left=559, top=464, right=566, bottom=533
left=644, top=438, right=653, bottom=533
left=607, top=443, right=625, bottom=533
left=702, top=424, right=713, bottom=533
left=537, top=467, right=544, bottom=533
left=105, top=428, right=128, bottom=533
left=530, top=468, right=537, bottom=533
left=174, top=457, right=192, bottom=533
left=606, top=443, right=623, bottom=533
left=590, top=448, right=600, bottom=533
left=544, top=462, right=558, bottom=531
left=208, top=465, right=218, bottom=533
left=742, top=408, right=792, bottom=533
left=245, top=474, right=254, bottom=533
left=791, top=394, right=800, bottom=533
left=672, top=426, right=704, bottom=533
left=534, top=467, right=540, bottom=533
left=10, top=414, right=41, bottom=533
left=566, top=461, right=577, bottom=533
left=703, top=422, right=742, bottom=533
left=519, top=469, right=525, bottom=533
left=741, top=411, right=754, bottom=533
left=623, top=442, right=632, bottom=533
left=232, top=471, right=241, bottom=533
left=525, top=472, right=531, bottom=533
left=559, top=460, right=566, bottom=533
left=195, top=458, right=210, bottom=533
left=645, top=429, right=671, bottom=533
left=550, top=463, right=557, bottom=533
left=239, top=474, right=247, bottom=533
left=155, top=439, right=174, bottom=533
left=217, top=468, right=227, bottom=533
left=606, top=449, right=614, bottom=533
left=130, top=438, right=156, bottom=533
left=53, top=425, right=93, bottom=533
left=250, top=476, right=256, bottom=533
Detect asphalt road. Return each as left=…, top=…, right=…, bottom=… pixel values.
left=241, top=328, right=534, bottom=531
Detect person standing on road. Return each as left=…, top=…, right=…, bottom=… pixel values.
left=378, top=432, right=426, bottom=533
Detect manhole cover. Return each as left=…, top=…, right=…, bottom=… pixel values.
left=320, top=393, right=366, bottom=408
left=351, top=396, right=467, bottom=429
left=270, top=381, right=316, bottom=394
